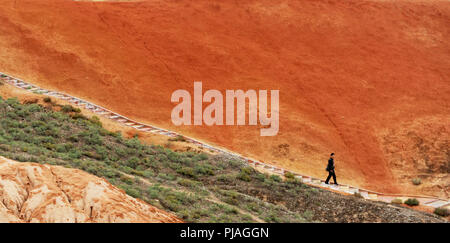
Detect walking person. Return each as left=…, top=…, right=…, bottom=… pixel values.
left=325, top=153, right=338, bottom=185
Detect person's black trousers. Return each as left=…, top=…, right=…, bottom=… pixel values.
left=325, top=170, right=337, bottom=184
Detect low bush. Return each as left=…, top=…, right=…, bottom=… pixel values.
left=120, top=175, right=134, bottom=185
left=70, top=113, right=86, bottom=120
left=142, top=170, right=155, bottom=178
left=196, top=153, right=208, bottom=161
left=61, top=105, right=81, bottom=113
left=169, top=135, right=186, bottom=142
left=284, top=171, right=295, bottom=180
left=269, top=174, right=282, bottom=183
left=404, top=198, right=420, bottom=206
left=123, top=186, right=141, bottom=198
left=237, top=167, right=254, bottom=182
left=217, top=174, right=234, bottom=183
left=412, top=178, right=422, bottom=186
left=433, top=207, right=449, bottom=217
left=255, top=173, right=266, bottom=182
left=158, top=173, right=176, bottom=181
left=302, top=210, right=314, bottom=221
left=178, top=178, right=200, bottom=188
left=176, top=167, right=197, bottom=178
left=237, top=172, right=251, bottom=182
left=194, top=164, right=216, bottom=176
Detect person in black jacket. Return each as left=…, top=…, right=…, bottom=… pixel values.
left=325, top=153, right=338, bottom=185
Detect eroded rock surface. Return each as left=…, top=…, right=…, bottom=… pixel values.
left=0, top=156, right=181, bottom=223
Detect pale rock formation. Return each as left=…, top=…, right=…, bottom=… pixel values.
left=0, top=156, right=181, bottom=223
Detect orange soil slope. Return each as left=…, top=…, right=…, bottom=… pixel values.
left=0, top=0, right=449, bottom=197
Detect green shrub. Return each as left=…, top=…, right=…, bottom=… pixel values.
left=61, top=105, right=80, bottom=113
left=240, top=166, right=254, bottom=175
left=43, top=142, right=56, bottom=150
left=103, top=169, right=119, bottom=179
left=130, top=170, right=145, bottom=177
left=169, top=135, right=186, bottom=142
left=178, top=178, right=200, bottom=188
left=125, top=187, right=141, bottom=198
left=142, top=170, right=155, bottom=178
left=179, top=209, right=209, bottom=221
left=264, top=212, right=282, bottom=223
left=158, top=173, right=176, bottom=181
left=147, top=185, right=164, bottom=199
left=89, top=116, right=102, bottom=127
left=255, top=173, right=266, bottom=182
left=433, top=207, right=449, bottom=217
left=284, top=171, right=295, bottom=180
left=176, top=167, right=197, bottom=178
left=269, top=174, right=282, bottom=182
left=196, top=153, right=208, bottom=161
left=70, top=113, right=86, bottom=120
left=246, top=202, right=261, bottom=213
left=68, top=150, right=82, bottom=159
left=126, top=157, right=140, bottom=169
left=412, top=178, right=422, bottom=186
left=195, top=164, right=215, bottom=176
left=125, top=137, right=142, bottom=149
left=223, top=205, right=239, bottom=214
left=120, top=175, right=134, bottom=185
left=43, top=97, right=52, bottom=103
left=221, top=190, right=241, bottom=205
left=302, top=209, right=314, bottom=221
left=288, top=178, right=303, bottom=186
left=236, top=166, right=253, bottom=182
left=237, top=172, right=251, bottom=182
left=158, top=190, right=197, bottom=212
left=217, top=174, right=234, bottom=183
left=404, top=198, right=420, bottom=206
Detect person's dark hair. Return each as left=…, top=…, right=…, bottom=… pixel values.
left=330, top=153, right=335, bottom=156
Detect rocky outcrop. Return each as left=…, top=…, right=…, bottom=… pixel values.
left=0, top=156, right=182, bottom=223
